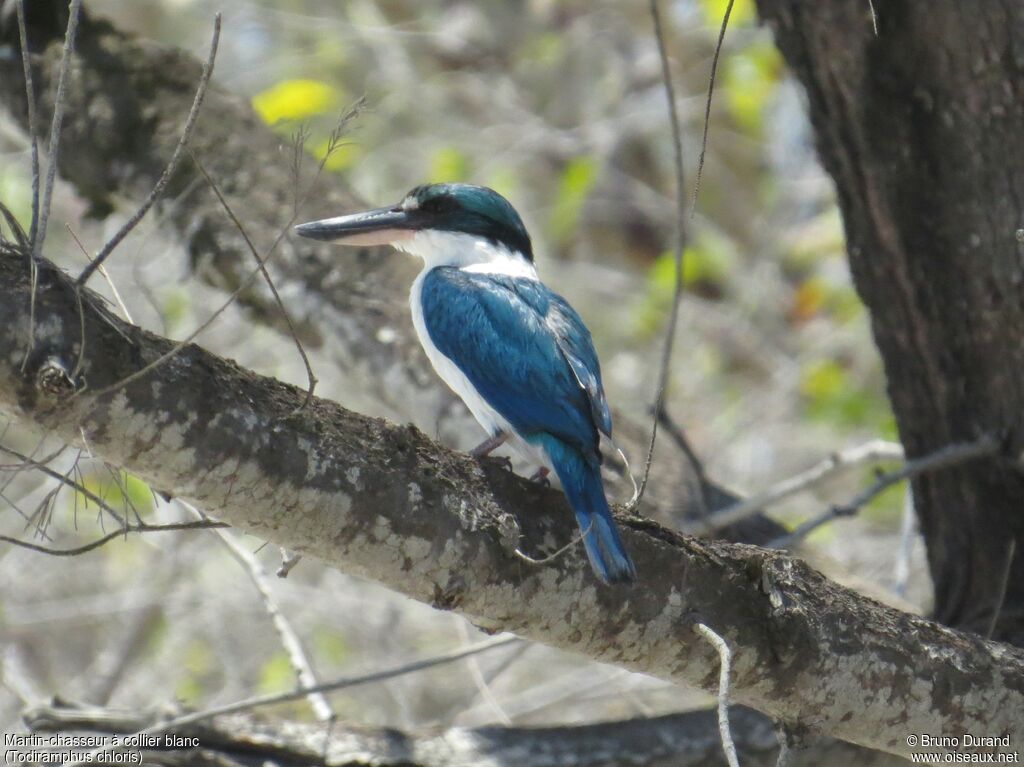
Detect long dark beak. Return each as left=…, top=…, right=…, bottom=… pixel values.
left=294, top=205, right=417, bottom=246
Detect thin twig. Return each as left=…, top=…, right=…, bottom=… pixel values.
left=22, top=0, right=84, bottom=371
left=82, top=104, right=362, bottom=401
left=15, top=0, right=40, bottom=246
left=67, top=635, right=518, bottom=767
left=189, top=502, right=334, bottom=722
left=455, top=618, right=511, bottom=725
left=66, top=224, right=133, bottom=322
left=0, top=202, right=30, bottom=252
left=986, top=539, right=1016, bottom=640
left=632, top=0, right=689, bottom=509
left=34, top=0, right=83, bottom=261
left=892, top=484, right=915, bottom=597
left=867, top=0, right=879, bottom=35
left=83, top=237, right=284, bottom=399
left=769, top=435, right=1000, bottom=549
left=514, top=520, right=592, bottom=567
left=189, top=149, right=318, bottom=410
left=691, top=439, right=904, bottom=534
left=76, top=14, right=221, bottom=289
left=694, top=623, right=740, bottom=767
left=691, top=0, right=735, bottom=216
left=0, top=520, right=226, bottom=557
left=0, top=444, right=125, bottom=527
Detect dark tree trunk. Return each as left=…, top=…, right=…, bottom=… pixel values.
left=756, top=1, right=1024, bottom=643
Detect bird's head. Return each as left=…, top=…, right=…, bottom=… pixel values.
left=295, top=183, right=534, bottom=265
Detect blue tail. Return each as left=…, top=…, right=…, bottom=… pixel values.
left=541, top=438, right=636, bottom=585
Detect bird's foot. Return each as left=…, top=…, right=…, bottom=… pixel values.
left=529, top=466, right=551, bottom=487
left=470, top=431, right=509, bottom=458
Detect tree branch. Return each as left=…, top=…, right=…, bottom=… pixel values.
left=768, top=436, right=1001, bottom=549
left=1, top=247, right=1021, bottom=760
left=691, top=440, right=904, bottom=535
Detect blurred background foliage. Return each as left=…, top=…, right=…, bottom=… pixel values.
left=1, top=0, right=924, bottom=734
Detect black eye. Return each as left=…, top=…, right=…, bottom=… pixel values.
left=419, top=196, right=445, bottom=212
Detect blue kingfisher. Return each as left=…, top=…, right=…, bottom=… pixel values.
left=295, top=183, right=636, bottom=585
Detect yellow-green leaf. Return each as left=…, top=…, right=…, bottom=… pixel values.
left=252, top=79, right=340, bottom=124
left=699, top=0, right=755, bottom=29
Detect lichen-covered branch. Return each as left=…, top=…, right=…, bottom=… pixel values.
left=1, top=249, right=1021, bottom=759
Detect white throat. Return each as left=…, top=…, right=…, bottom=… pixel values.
left=395, top=230, right=538, bottom=280
left=402, top=228, right=549, bottom=467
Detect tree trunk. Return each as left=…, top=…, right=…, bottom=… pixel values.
left=756, top=0, right=1024, bottom=643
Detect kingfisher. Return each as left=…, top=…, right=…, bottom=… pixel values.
left=295, top=183, right=636, bottom=585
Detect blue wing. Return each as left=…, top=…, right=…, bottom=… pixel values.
left=420, top=267, right=612, bottom=462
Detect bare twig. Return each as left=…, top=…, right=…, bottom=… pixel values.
left=75, top=14, right=221, bottom=289
left=67, top=635, right=519, bottom=767
left=514, top=520, right=591, bottom=567
left=632, top=0, right=689, bottom=509
left=769, top=435, right=1000, bottom=549
left=867, top=0, right=879, bottom=35
left=188, top=150, right=318, bottom=410
left=0, top=202, right=29, bottom=252
left=691, top=0, right=735, bottom=215
left=892, top=484, right=915, bottom=597
left=691, top=439, right=904, bottom=534
left=83, top=103, right=362, bottom=401
left=22, top=0, right=83, bottom=372
left=0, top=519, right=226, bottom=557
left=66, top=224, right=133, bottom=322
left=83, top=236, right=285, bottom=399
left=15, top=0, right=40, bottom=246
left=455, top=618, right=512, bottom=725
left=34, top=0, right=83, bottom=261
left=694, top=623, right=740, bottom=767
left=0, top=444, right=125, bottom=527
left=986, top=539, right=1017, bottom=639
left=190, top=502, right=334, bottom=722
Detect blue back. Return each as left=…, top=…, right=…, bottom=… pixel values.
left=420, top=267, right=612, bottom=464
